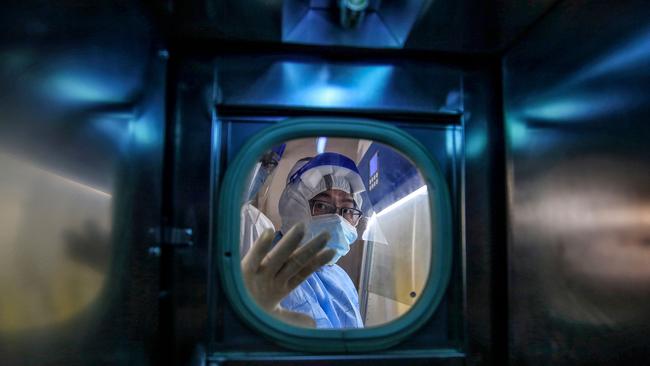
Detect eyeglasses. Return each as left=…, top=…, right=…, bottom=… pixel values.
left=309, top=199, right=363, bottom=226
left=259, top=152, right=279, bottom=172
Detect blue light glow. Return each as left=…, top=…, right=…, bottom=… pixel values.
left=465, top=130, right=487, bottom=158
left=278, top=62, right=393, bottom=108
left=92, top=115, right=155, bottom=149
left=506, top=117, right=528, bottom=147
left=305, top=85, right=349, bottom=106
left=48, top=73, right=114, bottom=103
left=523, top=92, right=634, bottom=121
left=128, top=120, right=154, bottom=145
left=441, top=90, right=462, bottom=113
left=572, top=27, right=650, bottom=85
left=445, top=126, right=463, bottom=156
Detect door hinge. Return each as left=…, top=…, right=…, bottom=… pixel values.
left=147, top=226, right=193, bottom=256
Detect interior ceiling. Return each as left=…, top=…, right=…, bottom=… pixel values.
left=0, top=0, right=562, bottom=54
left=0, top=0, right=563, bottom=188
left=175, top=0, right=561, bottom=53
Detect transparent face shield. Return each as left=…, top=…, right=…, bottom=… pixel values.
left=357, top=189, right=387, bottom=245
left=244, top=149, right=282, bottom=203
left=359, top=179, right=429, bottom=245
left=278, top=152, right=372, bottom=235
left=349, top=145, right=432, bottom=327
left=240, top=148, right=284, bottom=258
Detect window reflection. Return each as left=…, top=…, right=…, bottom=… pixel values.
left=240, top=138, right=431, bottom=328
left=0, top=153, right=110, bottom=332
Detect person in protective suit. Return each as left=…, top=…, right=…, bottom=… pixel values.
left=240, top=144, right=285, bottom=258
left=242, top=152, right=364, bottom=328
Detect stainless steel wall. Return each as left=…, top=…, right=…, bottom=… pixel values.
left=463, top=66, right=507, bottom=366
left=503, top=1, right=650, bottom=364
left=0, top=2, right=166, bottom=364
left=4, top=0, right=648, bottom=364
left=173, top=0, right=557, bottom=52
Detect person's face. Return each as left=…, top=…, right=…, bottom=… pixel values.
left=259, top=150, right=280, bottom=175
left=309, top=189, right=362, bottom=226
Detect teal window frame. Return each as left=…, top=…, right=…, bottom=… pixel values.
left=215, top=118, right=453, bottom=352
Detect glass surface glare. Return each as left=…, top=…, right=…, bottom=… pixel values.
left=0, top=153, right=110, bottom=332
left=239, top=137, right=432, bottom=329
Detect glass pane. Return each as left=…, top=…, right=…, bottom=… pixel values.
left=239, top=137, right=432, bottom=329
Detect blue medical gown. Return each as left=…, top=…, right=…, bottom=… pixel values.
left=275, top=234, right=364, bottom=328
left=281, top=264, right=364, bottom=328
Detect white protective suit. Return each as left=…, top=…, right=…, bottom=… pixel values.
left=276, top=152, right=366, bottom=328
left=240, top=202, right=275, bottom=258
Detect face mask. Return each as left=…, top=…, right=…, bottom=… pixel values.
left=305, top=214, right=358, bottom=265
left=247, top=163, right=270, bottom=201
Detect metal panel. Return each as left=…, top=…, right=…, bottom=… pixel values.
left=174, top=0, right=557, bottom=52
left=0, top=2, right=165, bottom=365
left=162, top=59, right=218, bottom=364
left=504, top=1, right=650, bottom=364
left=283, top=10, right=401, bottom=48
left=197, top=46, right=500, bottom=363
left=215, top=55, right=462, bottom=113
left=202, top=113, right=463, bottom=355
left=462, top=67, right=507, bottom=365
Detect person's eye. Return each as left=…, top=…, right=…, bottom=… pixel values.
left=314, top=202, right=328, bottom=210
left=341, top=208, right=352, bottom=215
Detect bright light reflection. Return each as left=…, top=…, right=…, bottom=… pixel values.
left=376, top=185, right=428, bottom=218
left=278, top=62, right=393, bottom=108
left=363, top=185, right=428, bottom=245
left=3, top=153, right=111, bottom=198
left=571, top=28, right=650, bottom=85
left=48, top=74, right=113, bottom=103
left=466, top=130, right=487, bottom=158
left=522, top=93, right=632, bottom=121
left=506, top=117, right=528, bottom=146
left=446, top=127, right=462, bottom=156
left=304, top=85, right=348, bottom=106
left=316, top=137, right=328, bottom=154
left=128, top=120, right=154, bottom=145
left=43, top=170, right=111, bottom=198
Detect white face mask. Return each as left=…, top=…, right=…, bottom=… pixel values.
left=305, top=214, right=358, bottom=265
